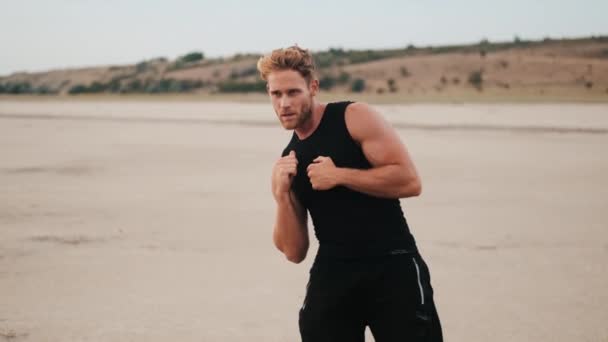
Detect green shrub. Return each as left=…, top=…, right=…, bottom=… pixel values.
left=106, top=80, right=122, bottom=93
left=135, top=61, right=148, bottom=73
left=514, top=35, right=522, bottom=44
left=179, top=52, right=204, bottom=63
left=68, top=84, right=88, bottom=94
left=338, top=71, right=351, bottom=84
left=314, top=53, right=336, bottom=68
left=228, top=65, right=258, bottom=80
left=168, top=81, right=184, bottom=92
left=67, top=78, right=203, bottom=94
left=315, top=48, right=401, bottom=68
left=512, top=35, right=530, bottom=47
left=329, top=47, right=346, bottom=56
left=217, top=80, right=266, bottom=93
left=348, top=50, right=383, bottom=64
left=229, top=69, right=239, bottom=80
left=124, top=79, right=143, bottom=93
left=350, top=78, right=366, bottom=92
left=468, top=70, right=483, bottom=90
left=319, top=75, right=337, bottom=90
left=88, top=82, right=106, bottom=93
left=33, top=85, right=55, bottom=95
left=229, top=65, right=258, bottom=79
left=387, top=78, right=397, bottom=92
left=142, top=79, right=200, bottom=93
left=144, top=82, right=160, bottom=93
left=239, top=65, right=258, bottom=78
left=13, top=82, right=32, bottom=94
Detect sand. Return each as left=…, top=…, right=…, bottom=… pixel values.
left=1, top=100, right=607, bottom=341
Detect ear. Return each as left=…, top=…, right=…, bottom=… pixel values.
left=309, top=78, right=319, bottom=96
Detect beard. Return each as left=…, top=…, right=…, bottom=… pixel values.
left=295, top=96, right=314, bottom=128
left=279, top=95, right=314, bottom=130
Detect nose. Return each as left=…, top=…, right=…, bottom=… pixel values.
left=280, top=95, right=291, bottom=109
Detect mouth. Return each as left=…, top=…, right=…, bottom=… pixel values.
left=281, top=113, right=296, bottom=119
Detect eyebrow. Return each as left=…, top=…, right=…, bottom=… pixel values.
left=270, top=88, right=301, bottom=94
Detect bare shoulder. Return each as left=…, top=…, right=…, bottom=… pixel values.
left=344, top=102, right=390, bottom=143
left=344, top=102, right=414, bottom=170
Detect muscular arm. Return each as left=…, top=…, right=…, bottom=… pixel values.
left=338, top=102, right=421, bottom=198
left=271, top=150, right=310, bottom=263
left=273, top=191, right=309, bottom=263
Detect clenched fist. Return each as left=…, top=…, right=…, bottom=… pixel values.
left=272, top=150, right=298, bottom=201
left=306, top=156, right=339, bottom=190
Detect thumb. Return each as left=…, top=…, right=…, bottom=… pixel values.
left=289, top=150, right=296, bottom=157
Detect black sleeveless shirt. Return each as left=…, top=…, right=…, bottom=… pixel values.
left=281, top=101, right=417, bottom=259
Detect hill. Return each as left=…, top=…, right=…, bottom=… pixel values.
left=1, top=36, right=607, bottom=101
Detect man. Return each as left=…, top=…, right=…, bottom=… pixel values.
left=258, top=46, right=442, bottom=342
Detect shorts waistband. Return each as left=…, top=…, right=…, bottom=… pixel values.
left=315, top=243, right=418, bottom=260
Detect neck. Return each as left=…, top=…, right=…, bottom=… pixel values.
left=295, top=101, right=325, bottom=140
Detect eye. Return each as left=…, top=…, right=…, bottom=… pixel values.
left=288, top=89, right=300, bottom=96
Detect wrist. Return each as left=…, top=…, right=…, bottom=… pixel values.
left=335, top=167, right=354, bottom=187
left=274, top=191, right=292, bottom=204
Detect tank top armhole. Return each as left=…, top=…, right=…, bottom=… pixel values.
left=281, top=132, right=298, bottom=157
left=337, top=101, right=359, bottom=146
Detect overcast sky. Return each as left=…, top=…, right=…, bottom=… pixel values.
left=1, top=0, right=606, bottom=75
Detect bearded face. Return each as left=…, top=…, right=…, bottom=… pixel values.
left=267, top=70, right=318, bottom=130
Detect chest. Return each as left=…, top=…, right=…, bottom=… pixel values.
left=289, top=135, right=370, bottom=208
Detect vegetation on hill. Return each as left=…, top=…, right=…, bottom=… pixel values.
left=1, top=36, right=607, bottom=98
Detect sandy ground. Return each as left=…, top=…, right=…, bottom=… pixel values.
left=0, top=100, right=607, bottom=342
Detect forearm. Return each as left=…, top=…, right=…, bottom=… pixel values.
left=337, top=164, right=421, bottom=199
left=273, top=192, right=309, bottom=263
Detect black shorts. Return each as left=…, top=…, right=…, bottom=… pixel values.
left=298, top=252, right=442, bottom=342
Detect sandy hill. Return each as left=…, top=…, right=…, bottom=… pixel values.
left=1, top=36, right=607, bottom=101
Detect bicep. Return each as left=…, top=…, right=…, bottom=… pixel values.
left=346, top=103, right=413, bottom=168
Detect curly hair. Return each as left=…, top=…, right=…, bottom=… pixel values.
left=256, top=45, right=317, bottom=84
